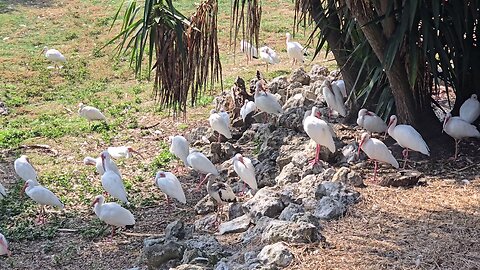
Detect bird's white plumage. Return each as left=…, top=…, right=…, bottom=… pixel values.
left=209, top=109, right=232, bottom=139
left=459, top=94, right=480, bottom=123
left=93, top=195, right=135, bottom=228
left=232, top=154, right=257, bottom=190
left=240, top=100, right=257, bottom=121
left=332, top=80, right=347, bottom=98
left=0, top=183, right=6, bottom=200
left=303, top=107, right=336, bottom=153
left=155, top=171, right=186, bottom=204
left=169, top=135, right=190, bottom=165
left=83, top=156, right=121, bottom=177
left=323, top=80, right=346, bottom=117
left=359, top=133, right=399, bottom=168
left=78, top=103, right=106, bottom=121
left=357, top=109, right=387, bottom=133
left=101, top=151, right=129, bottom=204
left=107, top=146, right=134, bottom=159
left=219, top=109, right=230, bottom=129
left=254, top=81, right=283, bottom=115
left=0, top=233, right=10, bottom=256
left=259, top=46, right=280, bottom=65
left=23, top=180, right=64, bottom=208
left=387, top=115, right=430, bottom=156
left=204, top=174, right=236, bottom=205
left=186, top=150, right=219, bottom=175
left=443, top=113, right=480, bottom=140
left=286, top=33, right=305, bottom=64
left=14, top=155, right=38, bottom=185
left=42, top=46, right=66, bottom=64
left=240, top=40, right=258, bottom=59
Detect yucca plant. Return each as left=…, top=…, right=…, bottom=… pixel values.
left=108, top=0, right=222, bottom=118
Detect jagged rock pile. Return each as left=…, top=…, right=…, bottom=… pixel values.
left=143, top=65, right=364, bottom=270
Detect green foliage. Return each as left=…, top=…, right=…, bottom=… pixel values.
left=150, top=141, right=175, bottom=172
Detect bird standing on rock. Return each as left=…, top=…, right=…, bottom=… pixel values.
left=254, top=80, right=283, bottom=122
left=198, top=173, right=236, bottom=226
left=22, top=180, right=64, bottom=224
left=186, top=150, right=219, bottom=190
left=358, top=132, right=399, bottom=182
left=442, top=112, right=480, bottom=160
left=322, top=80, right=347, bottom=117
left=232, top=153, right=257, bottom=194
left=387, top=115, right=430, bottom=168
left=303, top=106, right=336, bottom=165
left=154, top=171, right=186, bottom=209
left=240, top=100, right=257, bottom=122
left=78, top=103, right=107, bottom=122
left=357, top=109, right=388, bottom=134
left=459, top=94, right=480, bottom=123
left=209, top=109, right=232, bottom=142
left=92, top=195, right=135, bottom=239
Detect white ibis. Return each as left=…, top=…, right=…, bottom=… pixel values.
left=303, top=106, right=336, bottom=164
left=78, top=103, right=107, bottom=122
left=41, top=46, right=66, bottom=69
left=232, top=153, right=257, bottom=194
left=286, top=33, right=305, bottom=65
left=357, top=108, right=388, bottom=134
left=14, top=155, right=38, bottom=185
left=100, top=151, right=129, bottom=204
left=92, top=195, right=135, bottom=239
left=443, top=112, right=480, bottom=160
left=240, top=40, right=258, bottom=61
left=219, top=108, right=230, bottom=129
left=22, top=180, right=64, bottom=224
left=459, top=94, right=480, bottom=123
left=387, top=115, right=430, bottom=168
left=0, top=233, right=11, bottom=256
left=83, top=156, right=121, bottom=177
left=186, top=150, right=219, bottom=189
left=254, top=80, right=283, bottom=121
left=107, top=146, right=143, bottom=159
left=259, top=46, right=280, bottom=71
left=199, top=173, right=236, bottom=225
left=332, top=80, right=347, bottom=98
left=209, top=109, right=232, bottom=142
left=322, top=80, right=347, bottom=117
left=169, top=135, right=190, bottom=166
left=154, top=171, right=186, bottom=209
left=358, top=132, right=399, bottom=182
left=0, top=182, right=6, bottom=200
left=240, top=100, right=257, bottom=122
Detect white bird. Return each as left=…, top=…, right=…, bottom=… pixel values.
left=100, top=151, right=129, bottom=204
left=169, top=135, right=190, bottom=166
left=219, top=108, right=230, bottom=129
left=254, top=80, right=283, bottom=121
left=303, top=106, right=336, bottom=165
left=83, top=156, right=121, bottom=177
left=232, top=153, right=257, bottom=193
left=0, top=233, right=11, bottom=257
left=14, top=155, right=38, bottom=185
left=199, top=173, right=236, bottom=226
left=459, top=94, right=480, bottom=123
left=186, top=150, right=219, bottom=189
left=240, top=40, right=258, bottom=61
left=78, top=103, right=107, bottom=122
left=41, top=46, right=66, bottom=69
left=154, top=171, right=186, bottom=208
left=322, top=80, right=347, bottom=117
left=22, top=180, right=64, bottom=224
left=443, top=112, right=480, bottom=160
left=358, top=132, right=399, bottom=182
left=357, top=108, right=388, bottom=134
left=332, top=80, right=347, bottom=98
left=209, top=109, right=232, bottom=142
left=286, top=33, right=305, bottom=65
left=0, top=182, right=6, bottom=200
left=107, top=146, right=143, bottom=159
left=259, top=46, right=280, bottom=71
left=240, top=100, right=257, bottom=122
left=92, top=195, right=135, bottom=239
left=387, top=115, right=430, bottom=168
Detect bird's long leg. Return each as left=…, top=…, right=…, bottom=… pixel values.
left=110, top=226, right=116, bottom=240
left=41, top=206, right=46, bottom=224
left=264, top=113, right=268, bottom=123
left=373, top=160, right=378, bottom=182
left=36, top=206, right=42, bottom=224
left=165, top=194, right=171, bottom=214
left=309, top=144, right=321, bottom=165
left=266, top=63, right=269, bottom=72
left=402, top=148, right=409, bottom=169
left=454, top=139, right=459, bottom=160
left=196, top=174, right=205, bottom=191
left=218, top=133, right=222, bottom=143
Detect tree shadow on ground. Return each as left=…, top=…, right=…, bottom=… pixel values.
left=0, top=0, right=53, bottom=14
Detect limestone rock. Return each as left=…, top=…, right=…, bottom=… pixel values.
left=267, top=76, right=289, bottom=94
left=219, top=214, right=252, bottom=235
left=255, top=159, right=277, bottom=188
left=332, top=167, right=364, bottom=187
left=144, top=239, right=185, bottom=269
left=194, top=214, right=217, bottom=232
left=379, top=170, right=422, bottom=187
left=279, top=203, right=304, bottom=221
left=228, top=202, right=245, bottom=220
left=275, top=162, right=302, bottom=186
left=195, top=196, right=216, bottom=215
left=313, top=196, right=346, bottom=220
left=165, top=220, right=193, bottom=241
left=278, top=107, right=307, bottom=132
left=171, top=264, right=208, bottom=270
left=243, top=187, right=285, bottom=221
left=290, top=68, right=311, bottom=85
left=257, top=242, right=294, bottom=268
left=185, top=235, right=230, bottom=265
left=261, top=219, right=319, bottom=244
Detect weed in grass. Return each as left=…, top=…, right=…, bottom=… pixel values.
left=177, top=123, right=188, bottom=131
left=80, top=218, right=108, bottom=240
left=150, top=141, right=175, bottom=172
left=194, top=94, right=214, bottom=107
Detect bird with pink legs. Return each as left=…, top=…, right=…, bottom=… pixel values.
left=442, top=112, right=480, bottom=160
left=186, top=149, right=219, bottom=190
left=91, top=195, right=135, bottom=240
left=358, top=132, right=399, bottom=182
left=303, top=106, right=336, bottom=165
left=198, top=173, right=236, bottom=228
left=387, top=115, right=430, bottom=168
left=232, top=153, right=257, bottom=196
left=21, top=180, right=64, bottom=224
left=0, top=233, right=11, bottom=256
left=154, top=171, right=186, bottom=212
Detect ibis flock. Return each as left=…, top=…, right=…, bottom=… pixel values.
left=0, top=45, right=479, bottom=258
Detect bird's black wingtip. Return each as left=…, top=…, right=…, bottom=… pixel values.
left=125, top=224, right=135, bottom=229
left=252, top=56, right=259, bottom=59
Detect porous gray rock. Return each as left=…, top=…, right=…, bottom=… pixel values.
left=194, top=214, right=217, bottom=232
left=332, top=167, right=364, bottom=187
left=186, top=126, right=210, bottom=145
left=165, top=220, right=193, bottom=241
left=255, top=159, right=277, bottom=188
left=279, top=203, right=304, bottom=221
left=228, top=202, right=245, bottom=220
left=219, top=214, right=251, bottom=235
left=267, top=76, right=289, bottom=94
left=275, top=162, right=302, bottom=186
left=171, top=264, right=208, bottom=270
left=243, top=187, right=285, bottom=221
left=242, top=217, right=275, bottom=244
left=290, top=68, right=311, bottom=85
left=279, top=107, right=308, bottom=132
left=237, top=129, right=255, bottom=145
left=257, top=242, right=294, bottom=268
left=313, top=196, right=346, bottom=220
left=144, top=239, right=186, bottom=269
left=195, top=196, right=216, bottom=215
left=309, top=64, right=329, bottom=80
left=185, top=235, right=230, bottom=265
left=261, top=219, right=319, bottom=244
